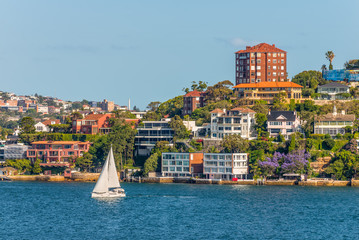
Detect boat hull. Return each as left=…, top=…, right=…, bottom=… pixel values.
left=91, top=188, right=126, bottom=198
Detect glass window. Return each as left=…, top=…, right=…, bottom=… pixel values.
left=176, top=160, right=182, bottom=165
left=176, top=167, right=182, bottom=172
left=163, top=160, right=168, bottom=166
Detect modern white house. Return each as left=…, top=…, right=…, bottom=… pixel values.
left=161, top=152, right=203, bottom=177
left=210, top=108, right=256, bottom=139
left=203, top=153, right=249, bottom=180
left=135, top=120, right=174, bottom=156
left=267, top=111, right=301, bottom=140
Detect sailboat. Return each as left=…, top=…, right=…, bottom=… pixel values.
left=91, top=146, right=126, bottom=198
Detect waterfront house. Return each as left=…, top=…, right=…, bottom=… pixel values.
left=314, top=106, right=355, bottom=136
left=267, top=111, right=301, bottom=140
left=0, top=144, right=29, bottom=162
left=161, top=152, right=203, bottom=177
left=203, top=153, right=249, bottom=180
left=210, top=107, right=256, bottom=139
left=317, top=82, right=350, bottom=100
left=26, top=141, right=91, bottom=167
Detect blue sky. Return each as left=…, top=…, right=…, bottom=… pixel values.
left=0, top=0, right=358, bottom=109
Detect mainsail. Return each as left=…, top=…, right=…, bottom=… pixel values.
left=107, top=147, right=121, bottom=188
left=92, top=151, right=110, bottom=193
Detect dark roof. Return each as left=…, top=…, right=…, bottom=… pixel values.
left=318, top=82, right=349, bottom=88
left=267, top=111, right=297, bottom=121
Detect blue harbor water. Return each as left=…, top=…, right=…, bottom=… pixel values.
left=1, top=182, right=359, bottom=240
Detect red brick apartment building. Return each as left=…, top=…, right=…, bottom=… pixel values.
left=182, top=90, right=205, bottom=115
left=72, top=113, right=113, bottom=134
left=26, top=141, right=91, bottom=167
left=235, top=43, right=287, bottom=85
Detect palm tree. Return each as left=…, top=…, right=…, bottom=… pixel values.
left=325, top=51, right=335, bottom=70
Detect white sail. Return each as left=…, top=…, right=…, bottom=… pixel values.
left=107, top=147, right=121, bottom=188
left=92, top=153, right=110, bottom=193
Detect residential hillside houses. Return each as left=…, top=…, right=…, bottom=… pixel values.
left=314, top=106, right=355, bottom=137
left=316, top=82, right=350, bottom=100
left=135, top=119, right=174, bottom=157
left=183, top=90, right=205, bottom=115
left=267, top=111, right=301, bottom=140
left=161, top=152, right=203, bottom=177
left=233, top=82, right=306, bottom=104
left=26, top=141, right=91, bottom=168
left=35, top=119, right=61, bottom=132
left=72, top=113, right=113, bottom=134
left=210, top=107, right=256, bottom=139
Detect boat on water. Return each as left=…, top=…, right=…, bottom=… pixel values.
left=91, top=146, right=126, bottom=198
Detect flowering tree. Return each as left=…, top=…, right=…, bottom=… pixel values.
left=258, top=152, right=282, bottom=177
left=281, top=150, right=310, bottom=174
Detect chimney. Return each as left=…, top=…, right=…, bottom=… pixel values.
left=246, top=46, right=250, bottom=50
left=272, top=44, right=275, bottom=47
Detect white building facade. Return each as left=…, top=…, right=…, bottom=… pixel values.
left=203, top=153, right=249, bottom=180
left=210, top=108, right=256, bottom=139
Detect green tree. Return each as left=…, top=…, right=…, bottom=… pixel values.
left=272, top=92, right=289, bottom=111
left=70, top=112, right=83, bottom=121
left=292, top=71, right=326, bottom=95
left=322, top=138, right=335, bottom=150
left=147, top=101, right=161, bottom=111
left=32, top=159, right=42, bottom=174
left=19, top=117, right=36, bottom=134
left=6, top=159, right=32, bottom=173
left=157, top=96, right=183, bottom=117
left=221, top=134, right=249, bottom=153
left=325, top=51, right=335, bottom=70
left=205, top=80, right=233, bottom=103
left=75, top=152, right=93, bottom=172
left=143, top=153, right=159, bottom=176
left=168, top=115, right=190, bottom=139
left=288, top=134, right=296, bottom=152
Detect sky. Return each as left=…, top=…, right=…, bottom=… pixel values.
left=0, top=0, right=358, bottom=109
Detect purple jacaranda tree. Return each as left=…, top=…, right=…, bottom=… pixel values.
left=281, top=150, right=310, bottom=174
left=258, top=152, right=282, bottom=177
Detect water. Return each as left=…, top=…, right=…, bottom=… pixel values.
left=1, top=182, right=359, bottom=240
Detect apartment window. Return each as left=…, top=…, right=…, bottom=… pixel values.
left=251, top=53, right=255, bottom=58
left=256, top=66, right=261, bottom=70
left=257, top=53, right=261, bottom=57
left=268, top=78, right=271, bottom=82
left=225, top=127, right=231, bottom=131
left=251, top=72, right=255, bottom=76
left=251, top=78, right=255, bottom=83
left=240, top=73, right=243, bottom=77
left=281, top=72, right=284, bottom=76
left=273, top=66, right=277, bottom=70
left=257, top=72, right=261, bottom=76
left=273, top=59, right=277, bottom=63
left=247, top=60, right=249, bottom=64
left=268, top=59, right=271, bottom=63
left=247, top=66, right=249, bottom=70
left=256, top=79, right=261, bottom=82
left=281, top=59, right=284, bottom=63
left=268, top=72, right=271, bottom=76
left=273, top=72, right=277, bottom=76
left=251, top=66, right=255, bottom=70
left=281, top=53, right=285, bottom=57
left=251, top=59, right=255, bottom=64
left=163, top=160, right=168, bottom=166
left=234, top=127, right=241, bottom=130
left=257, top=59, right=261, bottom=63
left=268, top=66, right=271, bottom=70
left=268, top=53, right=271, bottom=56
left=287, top=122, right=292, bottom=125
left=240, top=60, right=243, bottom=65
left=218, top=127, right=223, bottom=130
left=273, top=53, right=277, bottom=57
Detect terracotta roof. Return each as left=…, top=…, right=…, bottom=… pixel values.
left=235, top=43, right=286, bottom=54
left=42, top=119, right=60, bottom=126
left=83, top=113, right=113, bottom=121
left=210, top=108, right=224, bottom=113
left=184, top=90, right=203, bottom=97
left=31, top=141, right=90, bottom=145
left=230, top=107, right=256, bottom=113
left=233, top=82, right=303, bottom=89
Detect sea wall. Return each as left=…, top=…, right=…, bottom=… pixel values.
left=298, top=180, right=350, bottom=186
left=9, top=175, right=66, bottom=182
left=70, top=173, right=100, bottom=182
left=266, top=180, right=297, bottom=186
